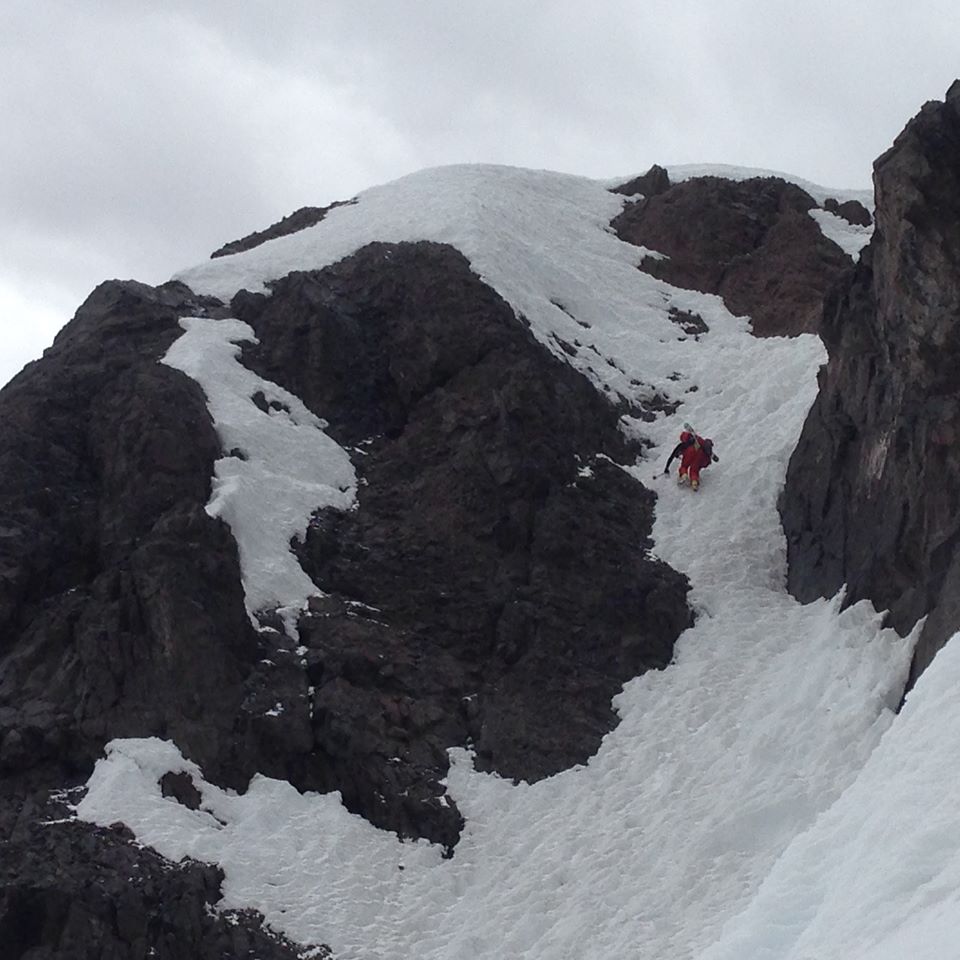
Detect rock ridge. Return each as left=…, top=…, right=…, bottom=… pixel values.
left=781, top=81, right=960, bottom=687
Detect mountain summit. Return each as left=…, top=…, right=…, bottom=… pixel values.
left=2, top=85, right=958, bottom=960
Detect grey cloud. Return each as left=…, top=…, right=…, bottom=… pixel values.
left=1, top=0, right=958, bottom=385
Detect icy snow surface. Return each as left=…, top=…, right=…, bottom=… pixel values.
left=76, top=165, right=937, bottom=960
left=161, top=317, right=355, bottom=635
left=698, top=634, right=960, bottom=960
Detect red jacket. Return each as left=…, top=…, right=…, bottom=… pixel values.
left=665, top=431, right=717, bottom=474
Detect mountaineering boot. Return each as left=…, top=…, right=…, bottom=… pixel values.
left=691, top=478, right=700, bottom=491
left=677, top=473, right=687, bottom=486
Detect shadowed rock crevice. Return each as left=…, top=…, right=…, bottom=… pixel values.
left=781, top=82, right=960, bottom=689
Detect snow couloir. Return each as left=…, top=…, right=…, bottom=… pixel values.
left=75, top=163, right=937, bottom=960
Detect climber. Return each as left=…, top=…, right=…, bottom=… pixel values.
left=663, top=427, right=719, bottom=491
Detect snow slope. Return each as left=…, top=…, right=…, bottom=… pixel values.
left=75, top=164, right=939, bottom=960
left=699, top=634, right=960, bottom=960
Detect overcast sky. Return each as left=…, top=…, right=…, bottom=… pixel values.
left=2, top=0, right=957, bottom=386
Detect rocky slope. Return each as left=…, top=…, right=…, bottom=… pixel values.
left=0, top=141, right=883, bottom=953
left=781, top=80, right=960, bottom=686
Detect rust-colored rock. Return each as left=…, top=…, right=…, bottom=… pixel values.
left=612, top=176, right=852, bottom=336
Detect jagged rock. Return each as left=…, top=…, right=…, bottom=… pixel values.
left=210, top=201, right=355, bottom=258
left=610, top=164, right=671, bottom=198
left=612, top=176, right=852, bottom=336
left=823, top=196, right=873, bottom=227
left=0, top=280, right=270, bottom=787
left=781, top=82, right=960, bottom=687
left=0, top=279, right=331, bottom=956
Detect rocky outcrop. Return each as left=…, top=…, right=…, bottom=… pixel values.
left=210, top=201, right=354, bottom=258
left=823, top=196, right=873, bottom=227
left=0, top=273, right=325, bottom=953
left=610, top=164, right=671, bottom=198
left=781, top=82, right=960, bottom=686
left=233, top=240, right=692, bottom=845
left=0, top=232, right=693, bottom=952
left=612, top=173, right=852, bottom=336
left=0, top=789, right=312, bottom=960
left=0, top=279, right=271, bottom=789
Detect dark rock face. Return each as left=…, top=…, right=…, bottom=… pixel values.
left=781, top=83, right=960, bottom=686
left=0, top=280, right=328, bottom=956
left=612, top=175, right=852, bottom=336
left=210, top=201, right=354, bottom=258
left=233, top=241, right=693, bottom=846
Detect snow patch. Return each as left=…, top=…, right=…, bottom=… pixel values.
left=161, top=317, right=356, bottom=636
left=701, top=629, right=960, bottom=960
left=808, top=207, right=873, bottom=261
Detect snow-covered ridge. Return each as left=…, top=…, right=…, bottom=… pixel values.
left=663, top=162, right=873, bottom=210
left=175, top=164, right=725, bottom=424
left=174, top=163, right=869, bottom=427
